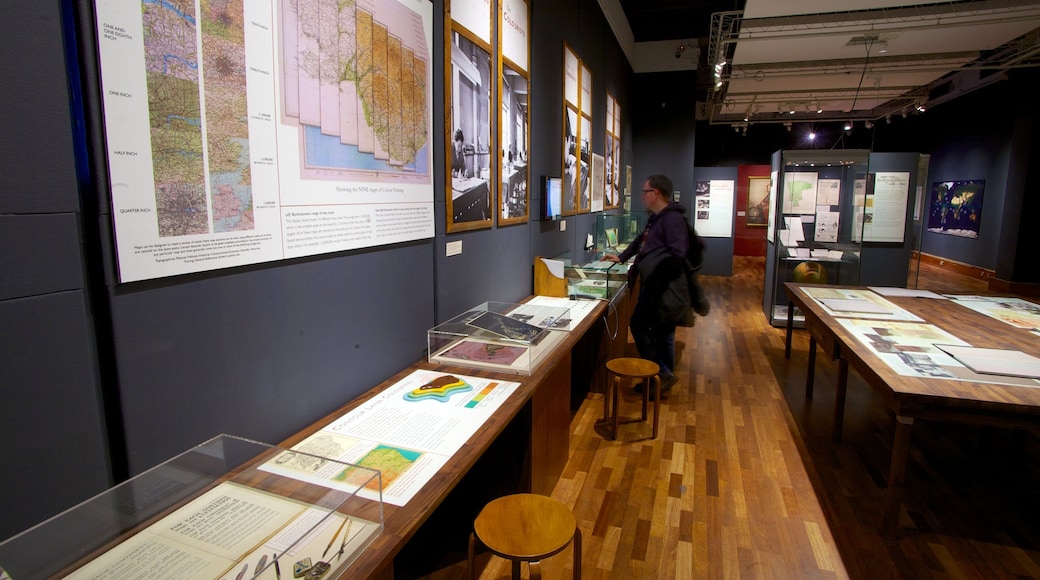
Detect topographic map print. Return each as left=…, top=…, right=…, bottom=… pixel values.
left=282, top=0, right=430, bottom=179
left=142, top=0, right=253, bottom=237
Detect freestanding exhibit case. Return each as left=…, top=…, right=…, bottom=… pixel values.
left=428, top=302, right=572, bottom=374
left=763, top=149, right=869, bottom=326
left=0, top=435, right=384, bottom=580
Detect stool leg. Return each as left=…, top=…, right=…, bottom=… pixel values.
left=467, top=533, right=478, bottom=580
left=651, top=375, right=661, bottom=440
left=511, top=559, right=522, bottom=580
left=640, top=377, right=649, bottom=421
left=529, top=561, right=542, bottom=580
left=612, top=375, right=621, bottom=440
left=572, top=527, right=582, bottom=580
left=603, top=374, right=616, bottom=424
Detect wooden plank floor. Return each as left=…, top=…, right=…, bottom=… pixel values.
left=419, top=257, right=1040, bottom=579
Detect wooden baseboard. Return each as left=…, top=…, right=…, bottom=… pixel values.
left=988, top=277, right=1040, bottom=297
left=913, top=251, right=994, bottom=281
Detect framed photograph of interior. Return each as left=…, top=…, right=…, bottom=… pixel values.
left=579, top=114, right=592, bottom=212
left=561, top=43, right=579, bottom=216
left=577, top=62, right=592, bottom=213
left=746, top=176, right=770, bottom=227
left=562, top=105, right=579, bottom=215
left=605, top=93, right=621, bottom=209
left=446, top=4, right=494, bottom=233
left=498, top=0, right=530, bottom=226
left=591, top=153, right=605, bottom=212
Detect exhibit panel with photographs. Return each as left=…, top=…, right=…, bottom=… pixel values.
left=93, top=0, right=435, bottom=282
left=498, top=0, right=530, bottom=226
left=861, top=172, right=910, bottom=242
left=446, top=25, right=494, bottom=232
left=927, top=179, right=985, bottom=238
left=695, top=180, right=734, bottom=237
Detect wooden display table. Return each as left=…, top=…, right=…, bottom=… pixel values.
left=783, top=282, right=1040, bottom=534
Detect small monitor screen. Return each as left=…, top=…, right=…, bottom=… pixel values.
left=543, top=176, right=562, bottom=220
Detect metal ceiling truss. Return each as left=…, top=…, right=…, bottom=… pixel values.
left=705, top=2, right=1040, bottom=126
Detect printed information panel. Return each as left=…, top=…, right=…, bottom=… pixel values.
left=95, top=0, right=435, bottom=282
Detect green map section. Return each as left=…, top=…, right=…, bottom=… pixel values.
left=143, top=0, right=254, bottom=237
left=787, top=180, right=814, bottom=207
left=333, top=445, right=420, bottom=491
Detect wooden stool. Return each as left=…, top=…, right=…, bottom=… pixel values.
left=468, top=493, right=581, bottom=580
left=600, top=357, right=661, bottom=441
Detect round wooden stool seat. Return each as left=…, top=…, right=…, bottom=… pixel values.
left=606, top=357, right=660, bottom=379
left=468, top=494, right=582, bottom=579
left=600, top=357, right=662, bottom=441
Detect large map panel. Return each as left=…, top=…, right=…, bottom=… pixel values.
left=95, top=0, right=435, bottom=282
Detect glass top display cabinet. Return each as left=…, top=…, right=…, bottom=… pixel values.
left=0, top=435, right=384, bottom=580
left=762, top=149, right=869, bottom=326
left=595, top=211, right=647, bottom=258
left=428, top=301, right=573, bottom=375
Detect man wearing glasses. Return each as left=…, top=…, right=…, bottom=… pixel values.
left=605, top=174, right=691, bottom=396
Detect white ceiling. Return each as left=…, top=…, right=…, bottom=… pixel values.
left=709, top=0, right=1040, bottom=124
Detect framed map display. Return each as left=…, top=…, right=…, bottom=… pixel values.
left=93, top=0, right=436, bottom=282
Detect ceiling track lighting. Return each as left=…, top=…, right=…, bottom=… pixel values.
left=843, top=120, right=853, bottom=131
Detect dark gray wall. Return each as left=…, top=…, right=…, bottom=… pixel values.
left=0, top=0, right=112, bottom=538
left=1, top=0, right=635, bottom=540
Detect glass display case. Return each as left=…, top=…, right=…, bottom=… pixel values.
left=428, top=301, right=572, bottom=374
left=595, top=211, right=647, bottom=256
left=565, top=261, right=628, bottom=301
left=0, top=435, right=384, bottom=579
left=763, top=149, right=870, bottom=326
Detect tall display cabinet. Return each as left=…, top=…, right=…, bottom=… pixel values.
left=762, top=150, right=870, bottom=326
left=762, top=149, right=924, bottom=326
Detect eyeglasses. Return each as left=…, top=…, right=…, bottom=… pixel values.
left=641, top=188, right=656, bottom=195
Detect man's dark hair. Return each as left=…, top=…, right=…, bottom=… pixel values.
left=646, top=174, right=673, bottom=198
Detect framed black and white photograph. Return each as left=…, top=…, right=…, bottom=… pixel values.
left=446, top=28, right=494, bottom=232
left=562, top=105, right=579, bottom=215
left=498, top=0, right=529, bottom=226
left=499, top=64, right=529, bottom=225
left=578, top=114, right=592, bottom=213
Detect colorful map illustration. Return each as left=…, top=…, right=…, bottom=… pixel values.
left=281, top=0, right=430, bottom=180
left=438, top=340, right=526, bottom=366
left=334, top=445, right=421, bottom=490
left=403, top=374, right=474, bottom=402
left=142, top=0, right=254, bottom=237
